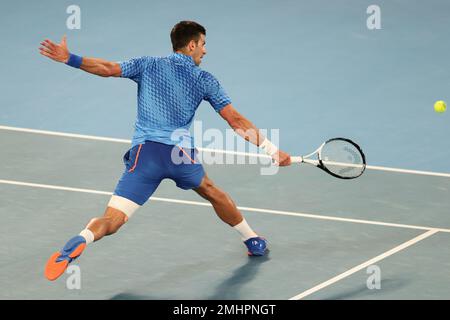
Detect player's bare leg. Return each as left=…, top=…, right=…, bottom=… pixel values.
left=194, top=174, right=244, bottom=227
left=194, top=174, right=268, bottom=256
left=85, top=207, right=129, bottom=241
left=44, top=206, right=129, bottom=281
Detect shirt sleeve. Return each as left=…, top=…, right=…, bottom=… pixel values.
left=202, top=71, right=232, bottom=112
left=119, top=56, right=153, bottom=82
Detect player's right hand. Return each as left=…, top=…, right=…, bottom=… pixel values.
left=272, top=150, right=292, bottom=167
left=39, top=35, right=70, bottom=63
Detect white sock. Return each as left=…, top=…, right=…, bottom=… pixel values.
left=233, top=219, right=258, bottom=241
left=79, top=229, right=95, bottom=245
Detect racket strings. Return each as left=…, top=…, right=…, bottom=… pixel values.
left=319, top=139, right=365, bottom=178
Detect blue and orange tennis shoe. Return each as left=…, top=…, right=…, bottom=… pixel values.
left=244, top=236, right=268, bottom=256
left=45, top=235, right=86, bottom=281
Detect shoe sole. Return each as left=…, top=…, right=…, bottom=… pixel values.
left=247, top=247, right=268, bottom=256
left=44, top=243, right=86, bottom=281
left=247, top=251, right=266, bottom=256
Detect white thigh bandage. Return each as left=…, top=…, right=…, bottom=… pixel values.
left=107, top=195, right=141, bottom=218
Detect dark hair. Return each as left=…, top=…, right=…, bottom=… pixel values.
left=170, top=21, right=206, bottom=51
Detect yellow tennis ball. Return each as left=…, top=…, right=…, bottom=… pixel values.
left=434, top=100, right=447, bottom=113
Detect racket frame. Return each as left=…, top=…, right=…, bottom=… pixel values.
left=291, top=138, right=366, bottom=179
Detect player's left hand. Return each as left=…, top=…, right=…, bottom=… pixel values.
left=39, top=35, right=70, bottom=63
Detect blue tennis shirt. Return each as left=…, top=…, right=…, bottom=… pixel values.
left=119, top=53, right=232, bottom=148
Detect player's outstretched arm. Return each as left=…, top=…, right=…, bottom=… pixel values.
left=219, top=104, right=291, bottom=166
left=39, top=35, right=121, bottom=77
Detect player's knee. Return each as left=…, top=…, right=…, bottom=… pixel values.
left=205, top=184, right=225, bottom=202
left=199, top=178, right=213, bottom=197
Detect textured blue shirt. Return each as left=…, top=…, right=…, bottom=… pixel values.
left=119, top=53, right=232, bottom=148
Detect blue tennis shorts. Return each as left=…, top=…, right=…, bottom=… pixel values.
left=113, top=141, right=205, bottom=205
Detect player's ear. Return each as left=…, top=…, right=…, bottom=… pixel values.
left=188, top=40, right=195, bottom=51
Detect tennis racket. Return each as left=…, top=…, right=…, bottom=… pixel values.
left=290, top=138, right=366, bottom=179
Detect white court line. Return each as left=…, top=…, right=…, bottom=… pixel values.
left=0, top=125, right=131, bottom=144
left=289, top=229, right=440, bottom=300
left=1, top=125, right=450, bottom=178
left=365, top=165, right=450, bottom=178
left=0, top=125, right=260, bottom=157
left=1, top=179, right=450, bottom=233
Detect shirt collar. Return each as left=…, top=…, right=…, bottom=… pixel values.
left=168, top=52, right=196, bottom=66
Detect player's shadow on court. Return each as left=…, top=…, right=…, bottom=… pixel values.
left=321, top=278, right=409, bottom=300
left=207, top=252, right=271, bottom=300
left=110, top=293, right=171, bottom=300
left=109, top=252, right=271, bottom=300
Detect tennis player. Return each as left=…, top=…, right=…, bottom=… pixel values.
left=40, top=21, right=291, bottom=281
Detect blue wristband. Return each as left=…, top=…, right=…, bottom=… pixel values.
left=66, top=53, right=83, bottom=68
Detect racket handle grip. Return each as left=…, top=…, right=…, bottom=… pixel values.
left=290, top=156, right=303, bottom=163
